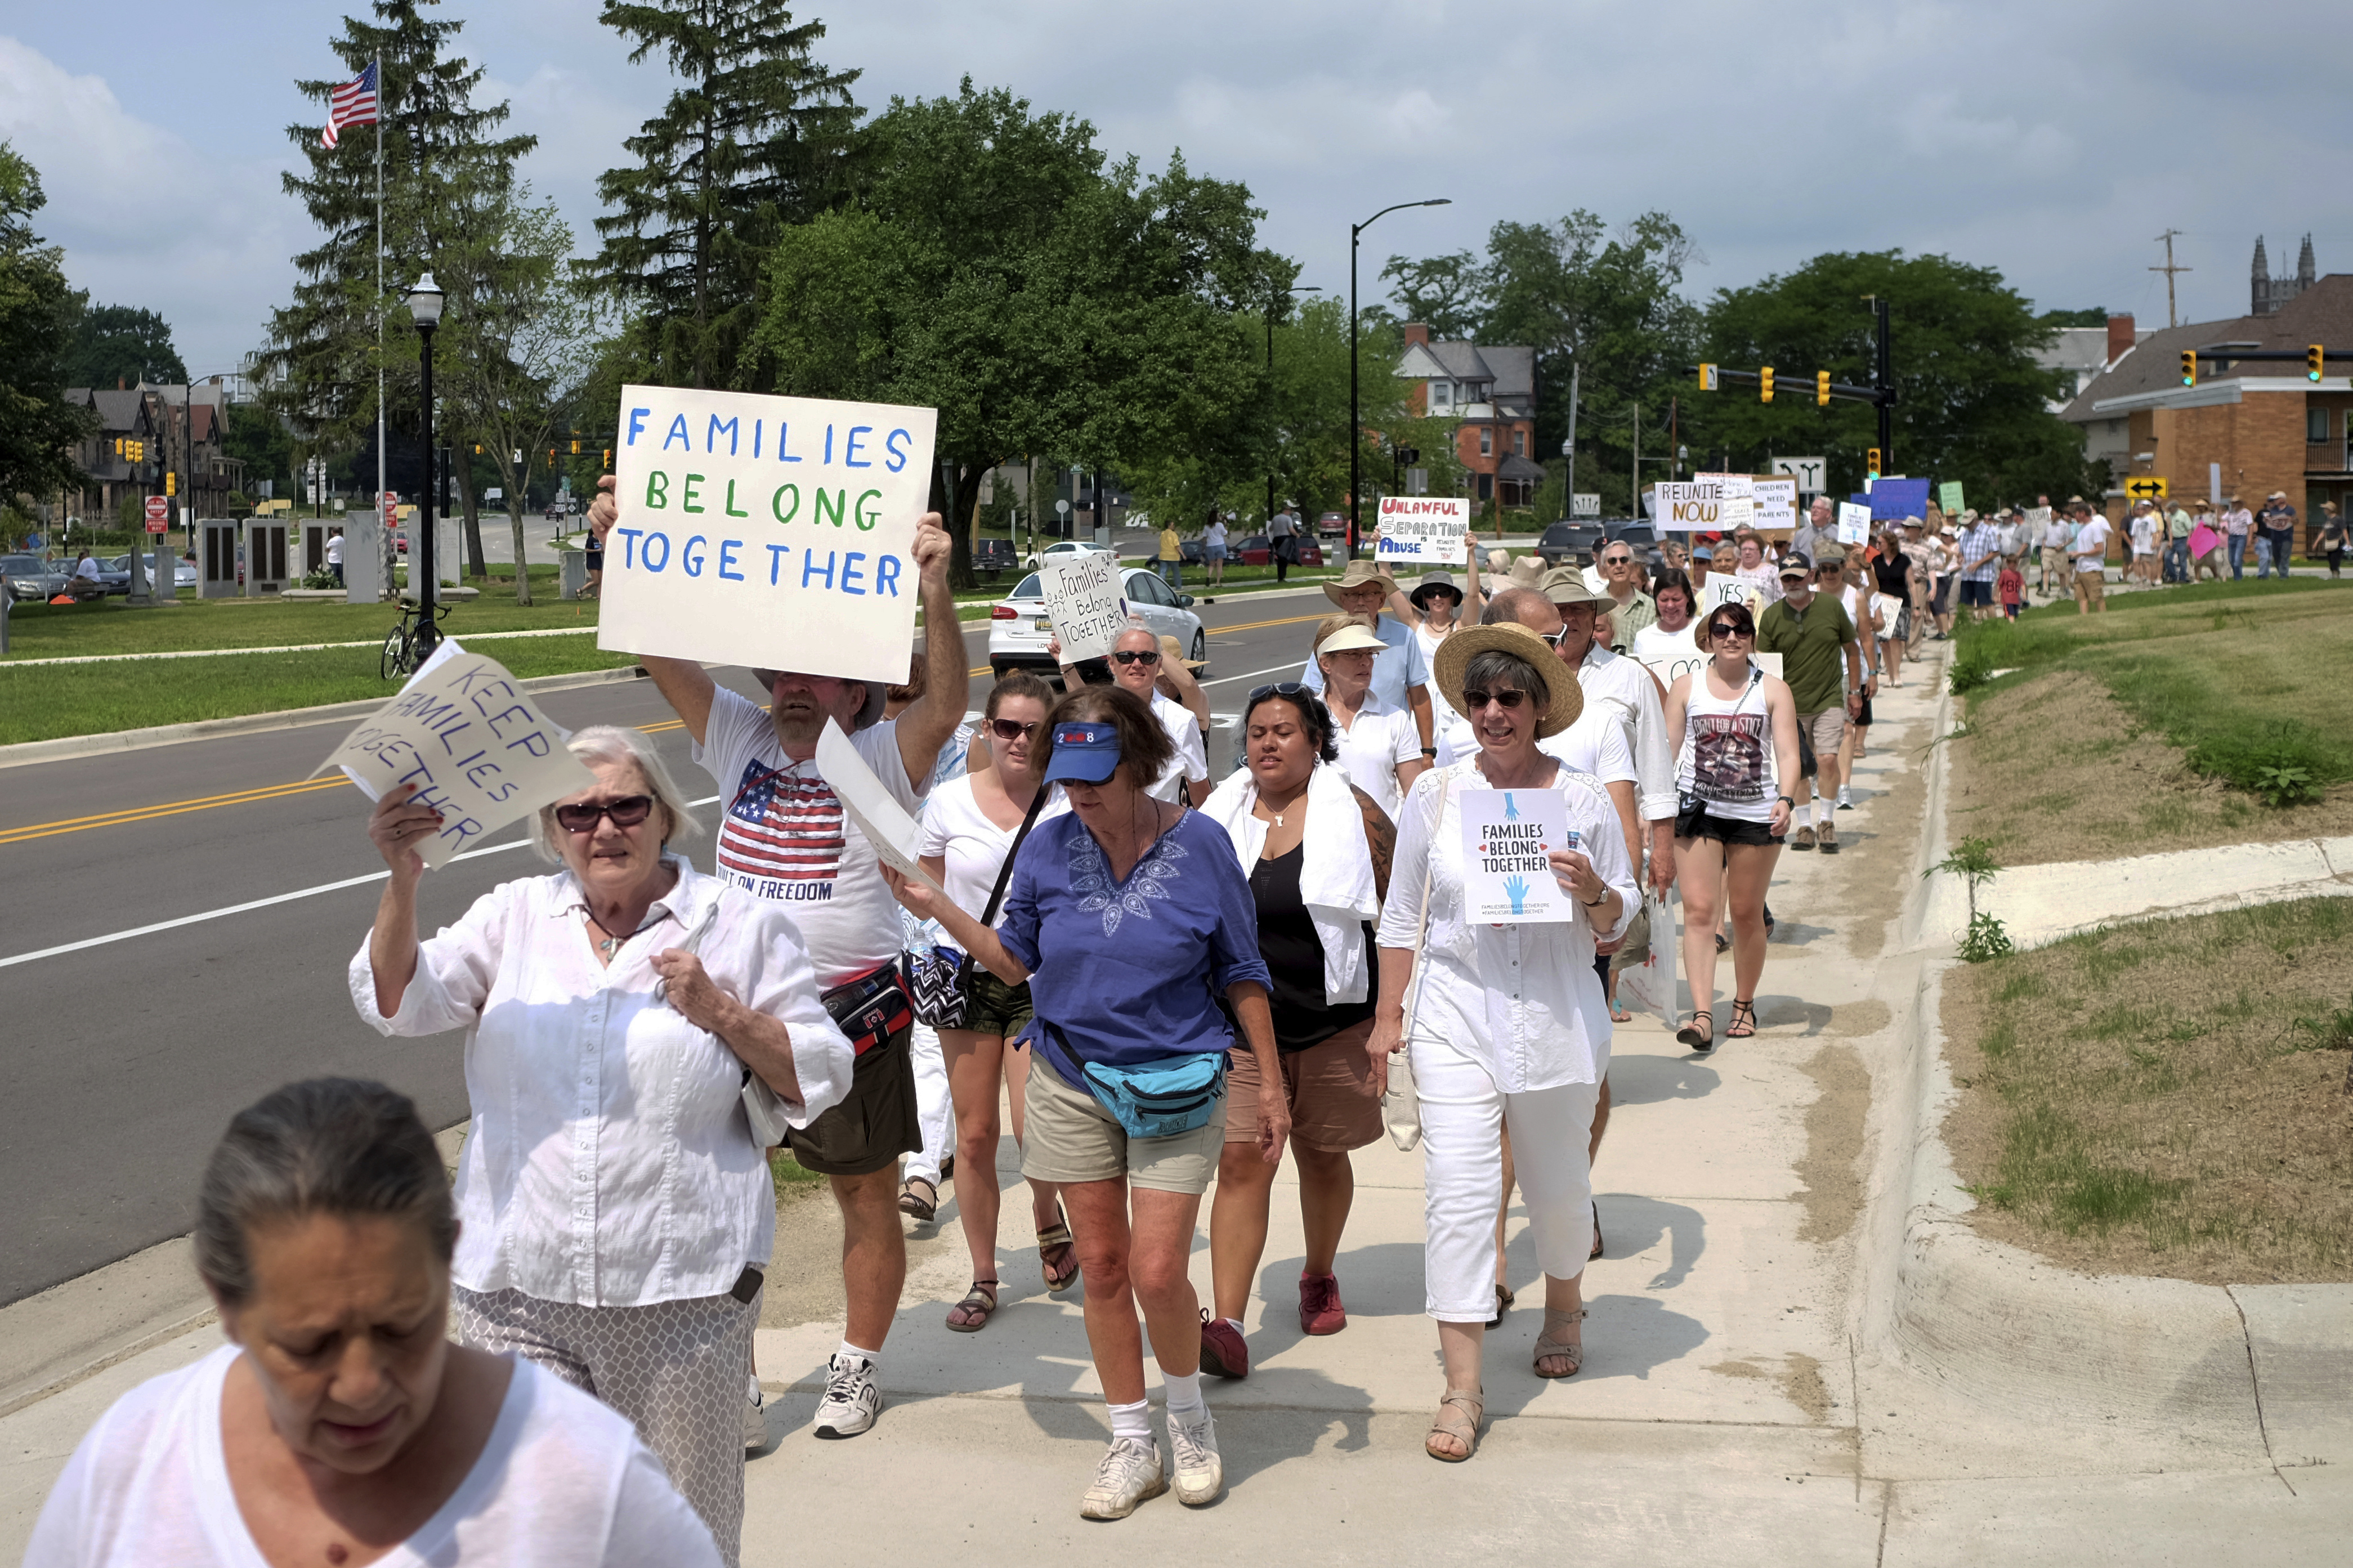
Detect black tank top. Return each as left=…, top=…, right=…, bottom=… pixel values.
left=1247, top=844, right=1377, bottom=1052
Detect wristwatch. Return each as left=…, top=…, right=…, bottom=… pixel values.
left=1775, top=794, right=1795, bottom=809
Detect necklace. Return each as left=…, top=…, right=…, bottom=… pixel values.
left=1258, top=783, right=1307, bottom=827
left=585, top=907, right=655, bottom=957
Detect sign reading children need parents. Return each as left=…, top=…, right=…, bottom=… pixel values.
left=597, top=384, right=940, bottom=685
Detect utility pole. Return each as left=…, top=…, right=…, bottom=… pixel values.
left=1563, top=359, right=1580, bottom=520
left=2150, top=230, right=2190, bottom=329
left=1630, top=398, right=1640, bottom=518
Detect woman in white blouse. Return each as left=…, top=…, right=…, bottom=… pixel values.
left=1313, top=615, right=1426, bottom=819
left=1367, top=623, right=1636, bottom=1464
left=350, top=725, right=853, bottom=1567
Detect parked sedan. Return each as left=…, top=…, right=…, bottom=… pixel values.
left=987, top=565, right=1207, bottom=679
left=1, top=553, right=69, bottom=602
left=1231, top=534, right=1326, bottom=568
left=108, top=552, right=198, bottom=590
left=1537, top=522, right=1607, bottom=566
left=1021, top=538, right=1113, bottom=571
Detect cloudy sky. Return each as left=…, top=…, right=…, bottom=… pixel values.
left=6, top=0, right=2349, bottom=380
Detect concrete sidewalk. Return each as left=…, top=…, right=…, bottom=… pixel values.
left=3, top=657, right=2344, bottom=1560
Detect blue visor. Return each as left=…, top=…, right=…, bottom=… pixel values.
left=1040, top=721, right=1122, bottom=785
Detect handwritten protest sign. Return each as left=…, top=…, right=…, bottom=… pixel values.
left=1705, top=473, right=1755, bottom=531
left=1039, top=551, right=1129, bottom=663
left=2189, top=522, right=2220, bottom=559
left=1702, top=576, right=1760, bottom=616
left=1939, top=481, right=1966, bottom=515
left=2027, top=505, right=2054, bottom=532
left=1652, top=474, right=1752, bottom=533
left=1751, top=476, right=1797, bottom=532
left=1751, top=651, right=1784, bottom=680
left=1638, top=643, right=1710, bottom=690
left=1836, top=501, right=1872, bottom=545
left=815, top=719, right=947, bottom=899
left=1871, top=592, right=1903, bottom=631
left=314, top=639, right=594, bottom=870
left=597, top=384, right=938, bottom=687
left=1459, top=787, right=1575, bottom=923
left=1374, top=495, right=1469, bottom=565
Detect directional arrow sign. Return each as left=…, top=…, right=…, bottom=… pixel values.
left=2124, top=477, right=2168, bottom=500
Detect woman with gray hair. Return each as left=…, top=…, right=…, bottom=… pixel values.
left=346, top=724, right=855, bottom=1566
left=26, top=1077, right=724, bottom=1564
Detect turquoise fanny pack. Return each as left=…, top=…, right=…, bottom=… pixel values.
left=1082, top=1052, right=1227, bottom=1140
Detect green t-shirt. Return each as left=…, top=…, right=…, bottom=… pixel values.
left=1756, top=594, right=1856, bottom=715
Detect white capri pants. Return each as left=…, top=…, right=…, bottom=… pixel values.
left=1413, top=1032, right=1603, bottom=1322
left=902, top=1019, right=953, bottom=1187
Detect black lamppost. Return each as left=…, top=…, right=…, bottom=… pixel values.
left=407, top=272, right=444, bottom=656
left=1267, top=283, right=1323, bottom=525
left=1350, top=198, right=1449, bottom=560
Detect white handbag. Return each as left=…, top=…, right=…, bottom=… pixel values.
left=1385, top=772, right=1450, bottom=1152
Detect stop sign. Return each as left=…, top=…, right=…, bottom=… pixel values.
left=144, top=495, right=169, bottom=534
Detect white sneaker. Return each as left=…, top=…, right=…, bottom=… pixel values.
left=1836, top=787, right=1854, bottom=811
left=811, top=1354, right=881, bottom=1439
left=1080, top=1437, right=1167, bottom=1520
left=743, top=1376, right=768, bottom=1453
left=1167, top=1408, right=1223, bottom=1506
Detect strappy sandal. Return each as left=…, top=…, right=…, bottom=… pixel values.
left=1036, top=1210, right=1081, bottom=1293
left=1676, top=1011, right=1713, bottom=1049
left=1425, top=1388, right=1484, bottom=1462
left=1589, top=1200, right=1604, bottom=1260
left=896, top=1176, right=938, bottom=1222
left=1608, top=998, right=1635, bottom=1023
left=1487, top=1283, right=1514, bottom=1328
left=1726, top=998, right=1759, bottom=1038
left=1714, top=929, right=1732, bottom=953
left=945, top=1280, right=998, bottom=1333
left=1533, top=1307, right=1587, bottom=1379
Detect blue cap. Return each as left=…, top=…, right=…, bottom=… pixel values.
left=1040, top=721, right=1122, bottom=785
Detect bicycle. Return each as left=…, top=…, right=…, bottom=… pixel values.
left=379, top=597, right=451, bottom=680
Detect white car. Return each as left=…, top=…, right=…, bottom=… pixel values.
left=1021, top=538, right=1114, bottom=572
left=987, top=565, right=1206, bottom=679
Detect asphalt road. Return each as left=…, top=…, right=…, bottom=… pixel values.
left=0, top=587, right=1339, bottom=1304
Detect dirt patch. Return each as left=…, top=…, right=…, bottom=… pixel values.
left=1835, top=715, right=1936, bottom=961
left=1827, top=999, right=1891, bottom=1038
left=1778, top=1351, right=1831, bottom=1424
left=1708, top=1358, right=1766, bottom=1380
left=1940, top=895, right=2353, bottom=1285
left=1795, top=1045, right=1871, bottom=1244
left=1949, top=669, right=2350, bottom=868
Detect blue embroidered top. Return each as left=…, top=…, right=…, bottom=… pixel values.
left=996, top=809, right=1272, bottom=1088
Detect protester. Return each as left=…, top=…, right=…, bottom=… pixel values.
left=326, top=527, right=345, bottom=587
left=1828, top=552, right=1885, bottom=801
left=2166, top=499, right=2198, bottom=584
left=1311, top=615, right=1428, bottom=818
left=2037, top=501, right=2071, bottom=597
left=1595, top=538, right=1656, bottom=651
left=1927, top=524, right=1958, bottom=638
left=1299, top=559, right=1437, bottom=753
left=1269, top=502, right=1300, bottom=583
left=2189, top=499, right=2226, bottom=581
left=585, top=476, right=965, bottom=1446
left=2126, top=500, right=2158, bottom=586
left=1997, top=556, right=2024, bottom=621
left=2316, top=502, right=2347, bottom=578
left=1731, top=531, right=1782, bottom=604
left=25, top=1078, right=727, bottom=1567
left=2070, top=503, right=2112, bottom=614
left=1957, top=510, right=2002, bottom=622
left=885, top=685, right=1281, bottom=1518
left=1869, top=530, right=1912, bottom=686
left=2258, top=491, right=2298, bottom=577
left=1388, top=563, right=1483, bottom=745
left=1200, top=684, right=1393, bottom=1374
left=1756, top=554, right=1863, bottom=854
left=1204, top=511, right=1231, bottom=587
left=1792, top=497, right=1831, bottom=565
left=1633, top=569, right=1702, bottom=668
left=1687, top=543, right=1715, bottom=597
left=1058, top=624, right=1212, bottom=805
left=889, top=653, right=977, bottom=1230
left=1370, top=622, right=1636, bottom=1463
left=2224, top=495, right=2254, bottom=579
left=1665, top=602, right=1801, bottom=1051
left=349, top=724, right=852, bottom=1562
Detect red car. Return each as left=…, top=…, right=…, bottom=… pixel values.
left=1232, top=534, right=1325, bottom=568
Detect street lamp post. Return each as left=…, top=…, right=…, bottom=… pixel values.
left=407, top=272, right=444, bottom=659
left=1267, top=282, right=1323, bottom=525
left=1350, top=198, right=1450, bottom=561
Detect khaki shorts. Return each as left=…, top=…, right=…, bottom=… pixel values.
left=1800, top=706, right=1847, bottom=758
left=1021, top=1054, right=1227, bottom=1195
left=1224, top=1034, right=1382, bottom=1153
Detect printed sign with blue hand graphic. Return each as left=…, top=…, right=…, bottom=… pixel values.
left=1458, top=786, right=1576, bottom=923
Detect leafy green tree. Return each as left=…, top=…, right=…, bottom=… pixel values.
left=1381, top=251, right=1484, bottom=342
left=1697, top=250, right=2086, bottom=502
left=223, top=401, right=297, bottom=501
left=594, top=0, right=860, bottom=390
left=0, top=142, right=95, bottom=505
left=2039, top=306, right=2107, bottom=329
left=63, top=304, right=186, bottom=389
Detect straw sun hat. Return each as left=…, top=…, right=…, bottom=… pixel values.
left=1432, top=622, right=1582, bottom=740
left=1321, top=559, right=1399, bottom=608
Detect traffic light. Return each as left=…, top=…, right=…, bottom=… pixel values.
left=114, top=438, right=124, bottom=458
left=1759, top=366, right=1774, bottom=403
left=2180, top=350, right=2198, bottom=387
left=1866, top=447, right=1883, bottom=479
left=1697, top=362, right=1718, bottom=391
left=602, top=448, right=612, bottom=469
left=164, top=472, right=176, bottom=496
left=1816, top=370, right=1831, bottom=406
left=2309, top=344, right=2326, bottom=382
left=571, top=439, right=581, bottom=454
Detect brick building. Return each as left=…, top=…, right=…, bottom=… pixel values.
left=58, top=378, right=243, bottom=527
left=2057, top=275, right=2353, bottom=543
left=1394, top=325, right=1542, bottom=509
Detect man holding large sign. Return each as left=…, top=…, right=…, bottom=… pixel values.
left=588, top=398, right=966, bottom=1443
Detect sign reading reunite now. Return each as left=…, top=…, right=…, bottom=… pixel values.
left=598, top=384, right=939, bottom=686
left=1458, top=787, right=1576, bottom=923
left=314, top=639, right=594, bottom=870
left=1374, top=495, right=1469, bottom=565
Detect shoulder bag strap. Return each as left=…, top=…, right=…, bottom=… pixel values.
left=978, top=783, right=1054, bottom=928
left=1398, top=769, right=1452, bottom=1041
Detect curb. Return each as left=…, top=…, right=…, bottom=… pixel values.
left=0, top=665, right=647, bottom=770
left=1916, top=835, right=2353, bottom=951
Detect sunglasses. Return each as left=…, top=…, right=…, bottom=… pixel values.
left=1602, top=554, right=1634, bottom=566
left=1707, top=624, right=1753, bottom=641
left=1247, top=680, right=1314, bottom=704
left=1460, top=688, right=1531, bottom=711
left=988, top=718, right=1040, bottom=741
left=554, top=794, right=655, bottom=833
left=1110, top=649, right=1161, bottom=666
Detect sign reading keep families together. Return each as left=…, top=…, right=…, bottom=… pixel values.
left=597, top=384, right=940, bottom=686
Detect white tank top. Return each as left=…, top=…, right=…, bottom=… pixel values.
left=1675, top=666, right=1775, bottom=822
left=1415, top=621, right=1459, bottom=732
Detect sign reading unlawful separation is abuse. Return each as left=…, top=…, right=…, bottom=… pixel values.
left=1374, top=495, right=1469, bottom=565
left=597, top=384, right=940, bottom=687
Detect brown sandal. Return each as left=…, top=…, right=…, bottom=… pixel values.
left=1036, top=1210, right=1080, bottom=1293
left=1425, top=1388, right=1484, bottom=1462
left=945, top=1280, right=998, bottom=1333
left=1533, top=1307, right=1587, bottom=1378
left=1486, top=1282, right=1514, bottom=1328
left=897, top=1175, right=938, bottom=1222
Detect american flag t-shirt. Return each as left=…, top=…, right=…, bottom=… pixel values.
left=321, top=61, right=380, bottom=149
left=717, top=759, right=847, bottom=893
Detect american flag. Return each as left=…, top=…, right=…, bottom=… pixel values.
left=320, top=61, right=379, bottom=149
left=717, top=759, right=846, bottom=885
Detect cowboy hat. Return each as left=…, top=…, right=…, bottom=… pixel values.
left=1539, top=565, right=1604, bottom=607
left=1314, top=622, right=1387, bottom=657
left=1432, top=622, right=1582, bottom=740
left=1322, top=559, right=1399, bottom=609
left=1157, top=633, right=1206, bottom=673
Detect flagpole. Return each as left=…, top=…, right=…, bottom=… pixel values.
left=374, top=52, right=385, bottom=598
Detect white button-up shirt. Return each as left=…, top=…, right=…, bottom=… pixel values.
left=1577, top=643, right=1676, bottom=823
left=347, top=859, right=854, bottom=1308
left=1377, top=761, right=1637, bottom=1093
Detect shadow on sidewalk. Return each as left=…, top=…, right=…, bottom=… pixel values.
left=1608, top=1053, right=1723, bottom=1106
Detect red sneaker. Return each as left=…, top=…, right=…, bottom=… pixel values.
left=1298, top=1272, right=1347, bottom=1336
left=1198, top=1311, right=1250, bottom=1379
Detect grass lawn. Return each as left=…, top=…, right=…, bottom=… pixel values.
left=1940, top=895, right=2353, bottom=1285
left=1947, top=578, right=2353, bottom=864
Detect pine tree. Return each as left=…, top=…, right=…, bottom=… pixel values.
left=593, top=0, right=860, bottom=389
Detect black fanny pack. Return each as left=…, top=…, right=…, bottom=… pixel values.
left=822, top=961, right=911, bottom=1056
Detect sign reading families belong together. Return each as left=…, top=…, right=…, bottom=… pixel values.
left=1458, top=788, right=1576, bottom=923
left=597, top=384, right=940, bottom=686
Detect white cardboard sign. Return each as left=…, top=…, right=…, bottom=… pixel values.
left=1458, top=787, right=1577, bottom=924
left=1701, top=576, right=1761, bottom=616
left=1639, top=645, right=1711, bottom=690
left=1039, top=551, right=1130, bottom=663
left=598, top=384, right=938, bottom=686
left=1374, top=495, right=1469, bottom=565
left=815, top=719, right=947, bottom=900
left=1836, top=501, right=1873, bottom=545
left=1871, top=592, right=1903, bottom=630
left=1751, top=477, right=1798, bottom=531
left=314, top=639, right=595, bottom=869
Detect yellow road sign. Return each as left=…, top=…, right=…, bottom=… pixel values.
left=2124, top=477, right=2168, bottom=499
